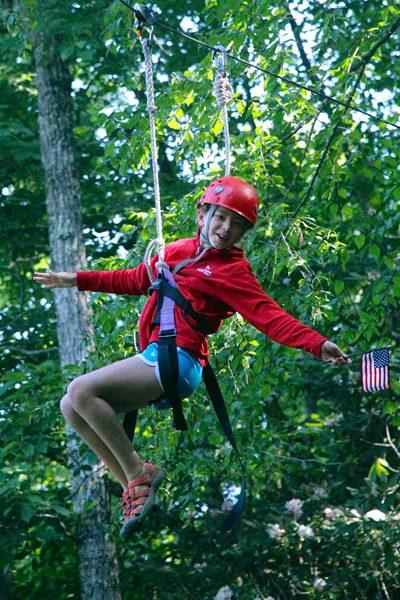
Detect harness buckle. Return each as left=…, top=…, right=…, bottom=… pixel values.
left=158, top=328, right=177, bottom=338
left=148, top=279, right=161, bottom=295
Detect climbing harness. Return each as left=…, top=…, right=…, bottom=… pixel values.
left=122, top=5, right=246, bottom=530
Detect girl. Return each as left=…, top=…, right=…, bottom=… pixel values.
left=34, top=176, right=350, bottom=540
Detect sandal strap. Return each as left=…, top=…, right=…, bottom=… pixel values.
left=121, top=491, right=132, bottom=511
left=132, top=496, right=148, bottom=507
left=130, top=486, right=151, bottom=500
left=129, top=473, right=150, bottom=487
left=130, top=506, right=144, bottom=515
left=128, top=462, right=158, bottom=488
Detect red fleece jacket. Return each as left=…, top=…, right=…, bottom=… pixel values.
left=77, top=235, right=329, bottom=366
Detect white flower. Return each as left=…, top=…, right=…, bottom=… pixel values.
left=313, top=578, right=327, bottom=592
left=313, top=487, right=328, bottom=499
left=323, top=507, right=335, bottom=520
left=214, top=585, right=233, bottom=600
left=365, top=509, right=386, bottom=522
left=297, top=524, right=314, bottom=538
left=347, top=508, right=362, bottom=522
left=266, top=523, right=285, bottom=539
left=285, top=498, right=303, bottom=519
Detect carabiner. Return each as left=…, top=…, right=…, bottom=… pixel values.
left=213, top=43, right=227, bottom=77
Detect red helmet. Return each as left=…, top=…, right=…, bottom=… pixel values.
left=198, top=176, right=259, bottom=227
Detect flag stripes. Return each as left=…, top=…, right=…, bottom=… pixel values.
left=361, top=348, right=390, bottom=392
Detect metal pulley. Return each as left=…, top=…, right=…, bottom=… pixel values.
left=133, top=3, right=155, bottom=24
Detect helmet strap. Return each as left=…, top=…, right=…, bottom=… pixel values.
left=199, top=204, right=217, bottom=248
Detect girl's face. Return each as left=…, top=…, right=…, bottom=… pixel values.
left=197, top=206, right=248, bottom=249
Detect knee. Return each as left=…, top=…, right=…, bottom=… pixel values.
left=60, top=394, right=74, bottom=421
left=66, top=376, right=92, bottom=413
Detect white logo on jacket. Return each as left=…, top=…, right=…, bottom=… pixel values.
left=197, top=265, right=212, bottom=277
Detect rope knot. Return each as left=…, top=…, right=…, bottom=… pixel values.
left=155, top=260, right=169, bottom=271
left=146, top=104, right=157, bottom=114
left=213, top=73, right=233, bottom=107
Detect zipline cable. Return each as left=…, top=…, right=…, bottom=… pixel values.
left=117, top=0, right=400, bottom=131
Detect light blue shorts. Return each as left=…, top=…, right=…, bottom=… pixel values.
left=138, top=342, right=203, bottom=405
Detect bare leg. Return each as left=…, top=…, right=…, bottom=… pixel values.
left=63, top=356, right=163, bottom=491
left=60, top=396, right=129, bottom=489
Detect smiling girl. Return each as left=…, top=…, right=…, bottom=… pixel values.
left=34, top=176, right=350, bottom=539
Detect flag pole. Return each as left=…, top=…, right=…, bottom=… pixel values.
left=346, top=346, right=391, bottom=359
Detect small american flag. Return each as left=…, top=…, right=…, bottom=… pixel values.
left=361, top=348, right=390, bottom=392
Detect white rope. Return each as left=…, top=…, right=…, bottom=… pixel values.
left=213, top=73, right=233, bottom=177
left=140, top=37, right=168, bottom=283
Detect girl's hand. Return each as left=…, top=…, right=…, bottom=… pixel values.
left=320, top=341, right=351, bottom=366
left=33, top=270, right=77, bottom=289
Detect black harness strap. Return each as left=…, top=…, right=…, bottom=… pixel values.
left=202, top=363, right=246, bottom=531
left=158, top=330, right=188, bottom=431
left=123, top=408, right=138, bottom=442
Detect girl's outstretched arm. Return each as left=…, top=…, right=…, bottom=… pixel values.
left=320, top=340, right=351, bottom=366
left=33, top=270, right=77, bottom=289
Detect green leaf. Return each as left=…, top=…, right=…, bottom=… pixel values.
left=168, top=119, right=180, bottom=130
left=184, top=90, right=195, bottom=105
left=369, top=245, right=380, bottom=259
left=212, top=120, right=223, bottom=136
left=21, top=504, right=33, bottom=523
left=341, top=206, right=353, bottom=220
left=334, top=280, right=344, bottom=294
left=354, top=234, right=365, bottom=249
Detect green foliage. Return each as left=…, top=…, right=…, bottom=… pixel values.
left=1, top=0, right=400, bottom=598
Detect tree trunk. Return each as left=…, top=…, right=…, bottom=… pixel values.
left=32, top=23, right=121, bottom=600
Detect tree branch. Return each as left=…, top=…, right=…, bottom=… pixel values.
left=281, top=111, right=319, bottom=206
left=285, top=2, right=317, bottom=84
left=350, top=17, right=400, bottom=72
left=385, top=423, right=400, bottom=461
left=0, top=345, right=58, bottom=356
left=281, top=15, right=400, bottom=143
left=285, top=63, right=367, bottom=229
left=265, top=64, right=368, bottom=277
